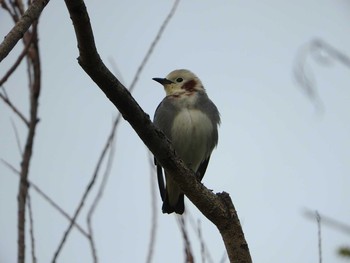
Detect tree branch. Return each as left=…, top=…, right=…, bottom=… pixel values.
left=0, top=31, right=34, bottom=86
left=0, top=90, right=30, bottom=126
left=1, top=158, right=89, bottom=237
left=52, top=115, right=118, bottom=262
left=146, top=155, right=158, bottom=263
left=63, top=0, right=251, bottom=262
left=0, top=0, right=49, bottom=62
left=17, top=19, right=41, bottom=263
left=27, top=194, right=37, bottom=263
left=86, top=117, right=118, bottom=263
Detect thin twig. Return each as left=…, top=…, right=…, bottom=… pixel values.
left=128, top=0, right=181, bottom=92
left=0, top=0, right=50, bottom=62
left=14, top=0, right=25, bottom=15
left=305, top=209, right=350, bottom=263
left=1, top=0, right=19, bottom=22
left=0, top=90, right=30, bottom=126
left=293, top=43, right=324, bottom=113
left=312, top=39, right=350, bottom=68
left=186, top=211, right=214, bottom=263
left=107, top=58, right=126, bottom=86
left=27, top=193, right=37, bottom=263
left=51, top=119, right=119, bottom=262
left=177, top=216, right=195, bottom=263
left=86, top=117, right=119, bottom=263
left=146, top=155, right=158, bottom=263
left=1, top=159, right=89, bottom=237
left=316, top=211, right=322, bottom=263
left=0, top=30, right=34, bottom=86
left=294, top=39, right=350, bottom=113
left=197, top=220, right=205, bottom=263
left=304, top=209, right=350, bottom=235
left=10, top=119, right=23, bottom=155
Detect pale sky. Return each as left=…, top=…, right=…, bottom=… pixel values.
left=1, top=0, right=350, bottom=262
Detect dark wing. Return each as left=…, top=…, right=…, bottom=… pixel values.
left=155, top=158, right=165, bottom=201
left=196, top=156, right=211, bottom=181
left=153, top=99, right=178, bottom=202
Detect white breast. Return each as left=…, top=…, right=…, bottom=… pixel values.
left=171, top=109, right=213, bottom=171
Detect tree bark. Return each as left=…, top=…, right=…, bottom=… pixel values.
left=0, top=0, right=49, bottom=62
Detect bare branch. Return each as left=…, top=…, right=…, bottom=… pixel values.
left=293, top=43, right=324, bottom=113
left=0, top=31, right=34, bottom=86
left=27, top=194, right=37, bottom=263
left=10, top=119, right=23, bottom=155
left=197, top=220, right=205, bottom=263
left=146, top=155, right=158, bottom=263
left=294, top=38, right=350, bottom=112
left=177, top=216, right=194, bottom=263
left=186, top=212, right=214, bottom=263
left=0, top=88, right=30, bottom=126
left=1, top=158, right=89, bottom=237
left=316, top=212, right=322, bottom=263
left=52, top=118, right=119, bottom=262
left=128, top=0, right=181, bottom=92
left=312, top=39, right=350, bottom=68
left=1, top=158, right=20, bottom=174
left=304, top=209, right=350, bottom=235
left=14, top=0, right=25, bottom=16
left=17, top=19, right=41, bottom=263
left=1, top=0, right=19, bottom=22
left=63, top=0, right=251, bottom=262
left=86, top=117, right=119, bottom=263
left=0, top=0, right=49, bottom=62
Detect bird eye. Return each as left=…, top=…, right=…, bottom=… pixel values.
left=176, top=78, right=183, bottom=83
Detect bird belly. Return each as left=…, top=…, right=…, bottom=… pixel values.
left=170, top=109, right=213, bottom=172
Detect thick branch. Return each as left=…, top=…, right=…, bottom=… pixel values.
left=0, top=0, right=49, bottom=62
left=64, top=0, right=251, bottom=262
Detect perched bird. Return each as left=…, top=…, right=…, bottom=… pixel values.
left=153, top=69, right=220, bottom=214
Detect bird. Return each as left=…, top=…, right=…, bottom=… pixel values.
left=153, top=69, right=220, bottom=214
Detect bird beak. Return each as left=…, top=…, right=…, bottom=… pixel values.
left=152, top=78, right=174, bottom=85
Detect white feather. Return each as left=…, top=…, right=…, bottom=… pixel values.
left=171, top=108, right=213, bottom=171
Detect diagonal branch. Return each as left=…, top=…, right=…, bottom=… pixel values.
left=1, top=159, right=89, bottom=237
left=52, top=116, right=119, bottom=262
left=0, top=88, right=30, bottom=126
left=128, top=0, right=180, bottom=91
left=1, top=0, right=19, bottom=22
left=0, top=0, right=50, bottom=62
left=0, top=31, right=34, bottom=86
left=294, top=38, right=350, bottom=113
left=63, top=0, right=251, bottom=262
left=86, top=117, right=119, bottom=263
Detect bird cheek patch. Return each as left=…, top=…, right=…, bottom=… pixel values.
left=182, top=79, right=197, bottom=92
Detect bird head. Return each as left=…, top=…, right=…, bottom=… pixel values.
left=153, top=69, right=205, bottom=96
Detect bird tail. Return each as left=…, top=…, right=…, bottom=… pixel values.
left=162, top=193, right=184, bottom=214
